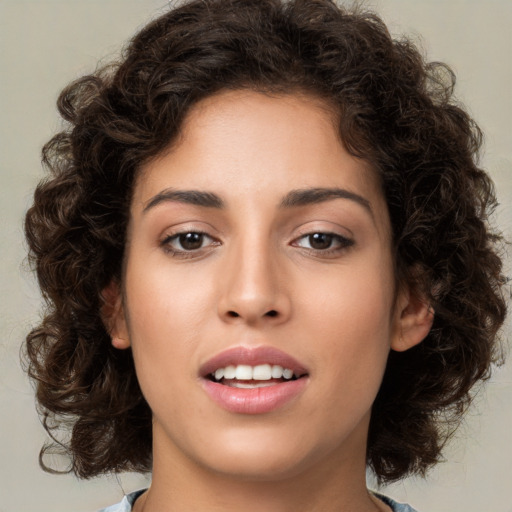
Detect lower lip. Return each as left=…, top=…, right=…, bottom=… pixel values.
left=202, top=378, right=308, bottom=414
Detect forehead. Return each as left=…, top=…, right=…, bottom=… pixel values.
left=134, top=89, right=389, bottom=234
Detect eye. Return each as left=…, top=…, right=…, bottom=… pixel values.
left=161, top=231, right=218, bottom=254
left=292, top=232, right=354, bottom=253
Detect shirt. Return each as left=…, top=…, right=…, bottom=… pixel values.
left=98, top=489, right=419, bottom=511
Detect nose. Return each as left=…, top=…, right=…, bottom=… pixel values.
left=217, top=239, right=291, bottom=326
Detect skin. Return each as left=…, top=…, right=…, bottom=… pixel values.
left=108, top=89, right=433, bottom=512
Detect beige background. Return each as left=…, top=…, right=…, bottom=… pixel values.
left=0, top=1, right=510, bottom=511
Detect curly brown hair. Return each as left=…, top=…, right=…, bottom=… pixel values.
left=24, top=0, right=507, bottom=483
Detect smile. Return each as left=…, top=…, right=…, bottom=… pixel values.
left=211, top=363, right=296, bottom=382
left=200, top=347, right=309, bottom=414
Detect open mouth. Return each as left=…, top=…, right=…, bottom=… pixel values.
left=201, top=348, right=309, bottom=413
left=207, top=363, right=307, bottom=388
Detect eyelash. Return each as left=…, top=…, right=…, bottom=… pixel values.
left=160, top=231, right=219, bottom=258
left=160, top=230, right=354, bottom=258
left=291, top=232, right=354, bottom=257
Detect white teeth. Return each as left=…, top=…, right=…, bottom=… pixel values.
left=252, top=364, right=272, bottom=380
left=235, top=365, right=253, bottom=380
left=211, top=364, right=295, bottom=381
left=226, top=381, right=276, bottom=389
left=224, top=365, right=236, bottom=379
left=271, top=365, right=284, bottom=378
left=283, top=368, right=293, bottom=379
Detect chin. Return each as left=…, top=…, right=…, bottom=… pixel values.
left=192, top=425, right=343, bottom=483
left=205, top=452, right=315, bottom=482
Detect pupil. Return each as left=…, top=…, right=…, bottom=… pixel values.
left=180, top=232, right=203, bottom=250
left=309, top=233, right=332, bottom=250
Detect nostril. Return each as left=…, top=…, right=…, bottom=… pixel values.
left=224, top=309, right=279, bottom=319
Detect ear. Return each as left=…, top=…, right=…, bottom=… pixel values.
left=100, top=280, right=130, bottom=350
left=391, top=284, right=434, bottom=352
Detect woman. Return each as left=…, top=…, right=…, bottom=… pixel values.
left=24, top=0, right=508, bottom=511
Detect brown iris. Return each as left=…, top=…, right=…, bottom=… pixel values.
left=179, top=232, right=204, bottom=250
left=308, top=233, right=333, bottom=250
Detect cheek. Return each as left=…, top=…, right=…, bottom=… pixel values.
left=306, top=258, right=395, bottom=332
left=302, top=260, right=395, bottom=389
left=126, top=251, right=217, bottom=330
left=122, top=258, right=214, bottom=386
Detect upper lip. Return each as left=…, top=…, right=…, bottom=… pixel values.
left=199, top=346, right=309, bottom=378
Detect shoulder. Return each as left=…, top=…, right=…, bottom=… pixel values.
left=97, top=490, right=147, bottom=512
left=97, top=489, right=417, bottom=512
left=373, top=492, right=420, bottom=512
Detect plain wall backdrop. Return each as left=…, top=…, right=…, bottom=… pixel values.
left=1, top=1, right=511, bottom=511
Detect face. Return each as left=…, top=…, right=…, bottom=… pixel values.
left=111, top=90, right=424, bottom=482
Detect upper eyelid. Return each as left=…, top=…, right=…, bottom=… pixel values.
left=293, top=223, right=354, bottom=239
left=162, top=231, right=218, bottom=245
left=295, top=226, right=349, bottom=235
left=295, top=230, right=351, bottom=239
left=162, top=229, right=213, bottom=239
left=292, top=232, right=353, bottom=245
left=158, top=219, right=355, bottom=244
left=160, top=222, right=222, bottom=240
left=160, top=232, right=220, bottom=258
left=160, top=227, right=352, bottom=242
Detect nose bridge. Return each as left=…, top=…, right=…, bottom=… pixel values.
left=218, top=229, right=290, bottom=324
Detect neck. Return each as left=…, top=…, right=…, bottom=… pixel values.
left=135, top=421, right=389, bottom=512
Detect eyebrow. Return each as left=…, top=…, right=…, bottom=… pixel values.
left=143, top=188, right=224, bottom=212
left=280, top=187, right=373, bottom=215
left=142, top=186, right=372, bottom=217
